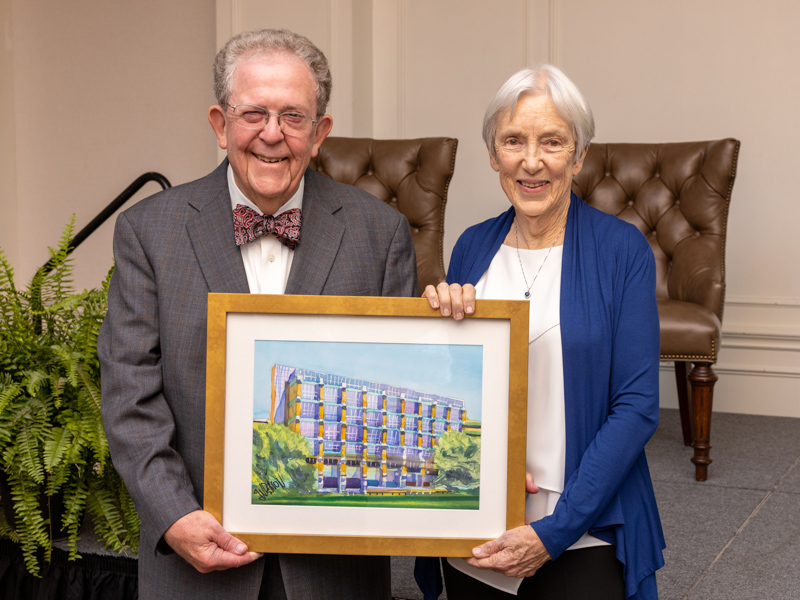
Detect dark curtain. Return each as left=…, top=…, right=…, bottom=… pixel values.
left=0, top=538, right=137, bottom=600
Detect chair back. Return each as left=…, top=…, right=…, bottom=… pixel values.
left=310, top=136, right=458, bottom=294
left=572, top=139, right=740, bottom=322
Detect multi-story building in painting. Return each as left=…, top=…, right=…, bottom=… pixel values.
left=264, top=364, right=470, bottom=495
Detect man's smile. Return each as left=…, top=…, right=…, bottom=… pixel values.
left=254, top=154, right=287, bottom=163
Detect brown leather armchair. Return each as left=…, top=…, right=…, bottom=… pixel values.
left=310, top=136, right=458, bottom=295
left=572, top=139, right=741, bottom=481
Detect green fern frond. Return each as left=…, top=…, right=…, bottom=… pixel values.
left=50, top=374, right=65, bottom=408
left=0, top=517, right=20, bottom=542
left=23, top=370, right=49, bottom=398
left=76, top=365, right=102, bottom=416
left=43, top=427, right=73, bottom=471
left=8, top=472, right=49, bottom=575
left=86, top=487, right=125, bottom=547
left=0, top=380, right=23, bottom=414
left=76, top=368, right=108, bottom=462
left=0, top=248, right=18, bottom=294
left=27, top=269, right=45, bottom=321
left=52, top=345, right=80, bottom=388
left=18, top=419, right=45, bottom=485
left=87, top=469, right=139, bottom=555
left=44, top=464, right=69, bottom=496
left=39, top=217, right=76, bottom=308
left=57, top=477, right=88, bottom=561
left=120, top=488, right=139, bottom=547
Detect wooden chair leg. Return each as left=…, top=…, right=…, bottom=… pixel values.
left=688, top=362, right=717, bottom=481
left=674, top=362, right=692, bottom=445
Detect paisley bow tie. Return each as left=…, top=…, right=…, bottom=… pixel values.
left=232, top=204, right=301, bottom=249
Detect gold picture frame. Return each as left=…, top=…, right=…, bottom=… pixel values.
left=204, top=293, right=529, bottom=557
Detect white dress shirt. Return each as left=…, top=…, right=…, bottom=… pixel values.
left=227, top=165, right=302, bottom=294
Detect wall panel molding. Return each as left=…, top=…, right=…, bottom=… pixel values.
left=722, top=332, right=800, bottom=354
left=397, top=1, right=407, bottom=138
left=661, top=297, right=800, bottom=414
left=329, top=0, right=353, bottom=136
left=371, top=1, right=399, bottom=138
left=525, top=0, right=553, bottom=66
left=0, top=0, right=18, bottom=268
left=216, top=0, right=233, bottom=52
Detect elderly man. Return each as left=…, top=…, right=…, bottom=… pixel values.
left=98, top=29, right=416, bottom=599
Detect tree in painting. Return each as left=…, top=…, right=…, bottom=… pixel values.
left=432, top=430, right=481, bottom=490
left=252, top=423, right=316, bottom=497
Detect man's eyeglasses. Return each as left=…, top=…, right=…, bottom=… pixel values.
left=226, top=103, right=319, bottom=137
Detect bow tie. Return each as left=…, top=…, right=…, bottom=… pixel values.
left=233, top=204, right=301, bottom=249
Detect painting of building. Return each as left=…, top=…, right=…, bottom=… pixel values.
left=262, top=364, right=470, bottom=495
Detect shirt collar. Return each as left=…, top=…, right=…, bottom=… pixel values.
left=227, top=164, right=304, bottom=216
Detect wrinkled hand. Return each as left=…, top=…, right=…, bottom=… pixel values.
left=465, top=524, right=551, bottom=578
left=163, top=510, right=262, bottom=573
left=423, top=282, right=476, bottom=320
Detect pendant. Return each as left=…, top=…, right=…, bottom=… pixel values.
left=525, top=291, right=531, bottom=299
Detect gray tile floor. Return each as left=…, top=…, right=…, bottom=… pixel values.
left=391, top=408, right=800, bottom=599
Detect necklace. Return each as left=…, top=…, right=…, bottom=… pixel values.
left=514, top=220, right=563, bottom=300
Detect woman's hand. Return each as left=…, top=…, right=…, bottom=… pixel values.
left=465, top=525, right=551, bottom=578
left=422, top=282, right=476, bottom=320
left=526, top=472, right=539, bottom=495
left=465, top=473, right=545, bottom=577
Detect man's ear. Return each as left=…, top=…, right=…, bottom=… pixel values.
left=208, top=105, right=228, bottom=150
left=310, top=114, right=333, bottom=158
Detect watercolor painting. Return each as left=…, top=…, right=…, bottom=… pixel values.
left=251, top=340, right=483, bottom=510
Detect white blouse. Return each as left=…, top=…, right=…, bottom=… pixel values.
left=447, top=243, right=606, bottom=594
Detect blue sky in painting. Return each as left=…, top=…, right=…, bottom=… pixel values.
left=252, top=341, right=483, bottom=421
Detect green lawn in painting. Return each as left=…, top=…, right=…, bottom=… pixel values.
left=251, top=490, right=479, bottom=510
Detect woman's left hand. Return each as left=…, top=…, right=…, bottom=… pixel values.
left=422, top=282, right=476, bottom=321
left=464, top=525, right=551, bottom=578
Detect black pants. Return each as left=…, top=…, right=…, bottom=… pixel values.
left=442, top=546, right=625, bottom=600
left=258, top=553, right=392, bottom=600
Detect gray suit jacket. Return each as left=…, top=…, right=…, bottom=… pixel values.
left=98, top=161, right=417, bottom=599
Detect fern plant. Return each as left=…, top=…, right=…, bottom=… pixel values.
left=0, top=218, right=139, bottom=575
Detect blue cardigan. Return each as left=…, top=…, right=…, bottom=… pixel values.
left=419, top=195, right=665, bottom=599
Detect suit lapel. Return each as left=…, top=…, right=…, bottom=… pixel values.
left=186, top=162, right=250, bottom=294
left=285, top=170, right=345, bottom=295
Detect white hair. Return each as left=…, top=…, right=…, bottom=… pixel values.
left=482, top=65, right=595, bottom=158
left=213, top=29, right=332, bottom=117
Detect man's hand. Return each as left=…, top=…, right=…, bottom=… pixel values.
left=422, top=282, right=476, bottom=321
left=163, top=510, right=262, bottom=573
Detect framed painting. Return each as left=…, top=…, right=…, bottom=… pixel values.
left=204, top=294, right=529, bottom=557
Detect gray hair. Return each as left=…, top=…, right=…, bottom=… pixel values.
left=213, top=29, right=332, bottom=117
left=482, top=65, right=595, bottom=158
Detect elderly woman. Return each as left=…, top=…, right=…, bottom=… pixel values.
left=420, top=66, right=665, bottom=599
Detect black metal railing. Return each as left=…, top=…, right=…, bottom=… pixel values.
left=40, top=172, right=171, bottom=274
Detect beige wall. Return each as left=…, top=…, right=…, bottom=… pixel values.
left=3, top=0, right=798, bottom=415
left=2, top=0, right=218, bottom=291
left=222, top=0, right=800, bottom=416
left=1, top=0, right=18, bottom=268
left=553, top=0, right=800, bottom=414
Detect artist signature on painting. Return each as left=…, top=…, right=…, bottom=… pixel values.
left=255, top=475, right=287, bottom=499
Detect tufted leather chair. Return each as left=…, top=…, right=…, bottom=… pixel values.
left=310, top=137, right=458, bottom=295
left=572, top=139, right=740, bottom=481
